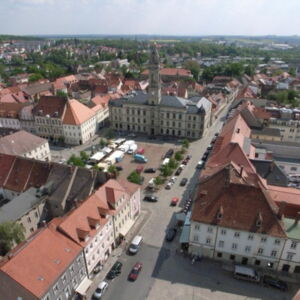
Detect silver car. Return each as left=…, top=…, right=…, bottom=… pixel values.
left=93, top=281, right=108, bottom=299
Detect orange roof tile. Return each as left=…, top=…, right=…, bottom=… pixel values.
left=0, top=222, right=82, bottom=298
left=63, top=99, right=95, bottom=125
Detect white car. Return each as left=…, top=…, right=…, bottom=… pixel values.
left=93, top=281, right=108, bottom=299
left=170, top=176, right=177, bottom=183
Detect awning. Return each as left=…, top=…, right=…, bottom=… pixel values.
left=119, top=219, right=134, bottom=237
left=75, top=277, right=93, bottom=296
left=179, top=225, right=190, bottom=244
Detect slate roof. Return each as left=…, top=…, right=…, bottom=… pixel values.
left=22, top=82, right=52, bottom=96
left=109, top=92, right=209, bottom=114
left=251, top=160, right=289, bottom=187
left=33, top=96, right=67, bottom=118
left=252, top=128, right=281, bottom=137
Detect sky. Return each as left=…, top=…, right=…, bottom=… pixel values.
left=0, top=0, right=299, bottom=36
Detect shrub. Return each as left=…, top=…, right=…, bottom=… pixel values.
left=174, top=151, right=183, bottom=161
left=127, top=171, right=142, bottom=184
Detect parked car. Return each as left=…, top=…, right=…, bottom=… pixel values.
left=263, top=275, right=288, bottom=291
left=106, top=261, right=122, bottom=280
left=186, top=155, right=192, bottom=160
left=128, top=262, right=143, bottom=281
left=196, top=160, right=204, bottom=169
left=171, top=197, right=179, bottom=206
left=183, top=157, right=190, bottom=165
left=93, top=281, right=108, bottom=299
left=136, top=165, right=144, bottom=174
left=164, top=148, right=174, bottom=159
left=180, top=178, right=188, bottom=186
left=165, top=228, right=177, bottom=242
left=115, top=166, right=123, bottom=171
left=170, top=176, right=177, bottom=183
left=143, top=195, right=158, bottom=202
left=139, top=176, right=145, bottom=185
left=214, top=132, right=219, bottom=136
left=165, top=182, right=172, bottom=190
left=144, top=168, right=156, bottom=173
left=175, top=168, right=182, bottom=176
left=137, top=148, right=145, bottom=154
left=207, top=144, right=213, bottom=150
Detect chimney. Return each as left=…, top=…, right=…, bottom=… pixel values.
left=239, top=165, right=244, bottom=177
left=277, top=201, right=286, bottom=219
left=294, top=211, right=300, bottom=226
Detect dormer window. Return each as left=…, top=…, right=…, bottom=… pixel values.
left=256, top=212, right=263, bottom=228
left=217, top=206, right=223, bottom=220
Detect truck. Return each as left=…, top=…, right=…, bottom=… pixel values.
left=134, top=154, right=148, bottom=163
left=127, top=143, right=138, bottom=154
left=118, top=144, right=130, bottom=153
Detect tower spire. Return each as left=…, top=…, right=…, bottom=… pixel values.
left=148, top=42, right=161, bottom=105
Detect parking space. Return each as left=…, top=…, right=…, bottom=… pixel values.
left=115, top=140, right=181, bottom=189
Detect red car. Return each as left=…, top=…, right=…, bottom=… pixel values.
left=128, top=262, right=143, bottom=281
left=136, top=165, right=144, bottom=174
left=171, top=197, right=179, bottom=206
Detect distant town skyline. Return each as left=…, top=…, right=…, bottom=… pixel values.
left=1, top=0, right=299, bottom=36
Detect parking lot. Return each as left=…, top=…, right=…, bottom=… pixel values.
left=115, top=139, right=182, bottom=189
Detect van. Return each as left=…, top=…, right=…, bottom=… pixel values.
left=233, top=265, right=260, bottom=283
left=197, top=160, right=204, bottom=169
left=128, top=235, right=143, bottom=254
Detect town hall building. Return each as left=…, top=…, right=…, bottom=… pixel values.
left=109, top=44, right=212, bottom=139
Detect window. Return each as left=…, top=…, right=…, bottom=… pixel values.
left=287, top=252, right=294, bottom=261
left=234, top=232, right=240, bottom=238
left=220, top=229, right=226, bottom=235
left=230, top=254, right=235, bottom=260
left=291, top=241, right=297, bottom=249
left=61, top=274, right=67, bottom=284
left=232, top=243, right=237, bottom=250
left=193, top=235, right=198, bottom=242
left=271, top=250, right=277, bottom=257
left=261, top=237, right=267, bottom=243
left=257, top=248, right=264, bottom=255
left=206, top=238, right=211, bottom=245
left=248, top=234, right=254, bottom=240
left=218, top=240, right=224, bottom=248
left=69, top=266, right=74, bottom=274
left=194, top=224, right=200, bottom=230
left=27, top=217, right=31, bottom=223
left=53, top=284, right=59, bottom=294
left=207, top=227, right=213, bottom=233
left=245, top=246, right=251, bottom=253
left=65, top=286, right=70, bottom=298
left=217, top=252, right=222, bottom=258
left=274, top=239, right=281, bottom=245
left=255, top=260, right=261, bottom=266
left=34, top=212, right=38, bottom=218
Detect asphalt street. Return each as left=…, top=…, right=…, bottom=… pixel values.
left=99, top=109, right=227, bottom=300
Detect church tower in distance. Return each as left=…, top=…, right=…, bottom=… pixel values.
left=148, top=42, right=161, bottom=105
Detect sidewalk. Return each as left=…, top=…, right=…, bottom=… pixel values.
left=86, top=209, right=151, bottom=299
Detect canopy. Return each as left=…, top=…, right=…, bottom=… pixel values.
left=75, top=277, right=93, bottom=296
left=119, top=219, right=134, bottom=237
left=179, top=225, right=190, bottom=244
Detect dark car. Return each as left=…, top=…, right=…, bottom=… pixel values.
left=143, top=195, right=158, bottom=202
left=202, top=153, right=208, bottom=161
left=165, top=228, right=177, bottom=242
left=186, top=155, right=192, bottom=160
left=128, top=262, right=143, bottom=281
left=106, top=261, right=123, bottom=280
left=175, top=168, right=182, bottom=176
left=164, top=148, right=174, bottom=159
left=182, top=159, right=188, bottom=165
left=263, top=275, right=288, bottom=291
left=144, top=168, right=157, bottom=173
left=180, top=178, right=188, bottom=186
left=115, top=166, right=123, bottom=171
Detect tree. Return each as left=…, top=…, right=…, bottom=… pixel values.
left=182, top=139, right=190, bottom=148
left=244, top=65, right=255, bottom=77
left=160, top=165, right=172, bottom=177
left=80, top=151, right=89, bottom=161
left=67, top=154, right=85, bottom=167
left=29, top=73, right=43, bottom=83
left=289, top=67, right=296, bottom=77
left=174, top=151, right=183, bottom=161
left=127, top=171, right=142, bottom=184
left=0, top=222, right=25, bottom=256
left=105, top=128, right=115, bottom=139
left=56, top=90, right=68, bottom=98
left=184, top=60, right=201, bottom=80
left=154, top=176, right=164, bottom=185
left=99, top=138, right=107, bottom=148
left=168, top=158, right=178, bottom=169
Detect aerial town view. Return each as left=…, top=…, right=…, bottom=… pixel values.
left=0, top=1, right=300, bottom=300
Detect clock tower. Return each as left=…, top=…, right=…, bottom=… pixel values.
left=148, top=43, right=161, bottom=105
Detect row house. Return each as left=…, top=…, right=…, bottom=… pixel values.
left=57, top=179, right=140, bottom=276
left=0, top=102, right=24, bottom=129
left=0, top=222, right=87, bottom=300
left=189, top=163, right=300, bottom=274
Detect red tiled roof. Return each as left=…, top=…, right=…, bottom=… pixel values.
left=63, top=99, right=95, bottom=125
left=142, top=68, right=192, bottom=77
left=33, top=96, right=67, bottom=119
left=0, top=222, right=82, bottom=298
left=0, top=154, right=16, bottom=187
left=191, top=163, right=286, bottom=238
